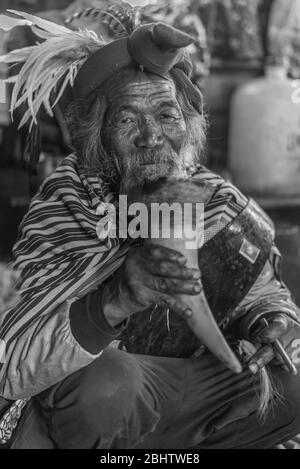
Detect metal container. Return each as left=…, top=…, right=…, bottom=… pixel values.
left=229, top=65, right=300, bottom=197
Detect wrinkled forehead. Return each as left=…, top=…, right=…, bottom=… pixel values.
left=106, top=70, right=178, bottom=107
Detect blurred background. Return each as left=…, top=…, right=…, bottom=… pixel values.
left=0, top=0, right=300, bottom=304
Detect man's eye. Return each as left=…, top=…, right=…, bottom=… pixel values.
left=119, top=116, right=135, bottom=125
left=160, top=113, right=179, bottom=122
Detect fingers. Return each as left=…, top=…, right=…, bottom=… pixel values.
left=147, top=260, right=200, bottom=281
left=254, top=314, right=291, bottom=344
left=157, top=295, right=193, bottom=320
left=142, top=244, right=202, bottom=295
left=248, top=345, right=275, bottom=374
left=144, top=243, right=187, bottom=265
left=152, top=277, right=202, bottom=295
left=124, top=246, right=202, bottom=308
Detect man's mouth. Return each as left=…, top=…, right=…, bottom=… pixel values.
left=140, top=160, right=173, bottom=166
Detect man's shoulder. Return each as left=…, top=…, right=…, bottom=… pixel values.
left=191, top=166, right=249, bottom=243
left=47, top=154, right=79, bottom=179
left=192, top=166, right=249, bottom=207
left=192, top=166, right=275, bottom=247
left=34, top=154, right=83, bottom=199
left=191, top=165, right=224, bottom=189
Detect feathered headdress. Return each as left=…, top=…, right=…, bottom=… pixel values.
left=0, top=9, right=107, bottom=130
left=0, top=5, right=202, bottom=166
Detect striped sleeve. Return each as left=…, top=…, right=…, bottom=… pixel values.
left=235, top=246, right=300, bottom=338
left=0, top=154, right=127, bottom=397
left=1, top=298, right=103, bottom=400
left=193, top=167, right=249, bottom=242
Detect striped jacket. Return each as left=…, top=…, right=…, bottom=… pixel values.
left=0, top=154, right=298, bottom=400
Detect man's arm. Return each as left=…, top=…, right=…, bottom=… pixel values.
left=1, top=244, right=201, bottom=400
left=232, top=244, right=300, bottom=373
left=235, top=244, right=300, bottom=340
left=0, top=292, right=124, bottom=400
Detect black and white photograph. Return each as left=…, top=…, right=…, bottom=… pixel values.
left=0, top=0, right=300, bottom=454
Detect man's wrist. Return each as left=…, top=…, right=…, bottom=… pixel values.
left=102, top=280, right=135, bottom=328
left=248, top=311, right=293, bottom=339
left=69, top=286, right=128, bottom=355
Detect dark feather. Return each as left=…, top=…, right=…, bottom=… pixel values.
left=22, top=122, right=41, bottom=173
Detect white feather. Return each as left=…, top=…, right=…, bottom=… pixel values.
left=3, top=76, right=17, bottom=83
left=0, top=11, right=107, bottom=129
left=0, top=47, right=36, bottom=63
left=30, top=25, right=59, bottom=41
left=7, top=10, right=72, bottom=36
left=0, top=14, right=31, bottom=31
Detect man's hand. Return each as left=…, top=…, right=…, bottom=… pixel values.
left=102, top=243, right=202, bottom=327
left=248, top=313, right=300, bottom=374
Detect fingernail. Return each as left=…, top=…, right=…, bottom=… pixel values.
left=185, top=309, right=193, bottom=318
left=249, top=363, right=258, bottom=375
left=192, top=270, right=201, bottom=280
left=178, top=256, right=187, bottom=265
left=160, top=298, right=168, bottom=306
left=193, top=284, right=201, bottom=293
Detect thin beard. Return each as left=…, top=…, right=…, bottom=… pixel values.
left=120, top=148, right=188, bottom=195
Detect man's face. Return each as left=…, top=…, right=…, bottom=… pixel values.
left=103, top=72, right=188, bottom=193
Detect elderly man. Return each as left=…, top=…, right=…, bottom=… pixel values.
left=1, top=10, right=300, bottom=449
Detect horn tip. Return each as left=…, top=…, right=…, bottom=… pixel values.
left=230, top=360, right=243, bottom=374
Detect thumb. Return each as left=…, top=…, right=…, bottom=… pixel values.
left=255, top=315, right=290, bottom=344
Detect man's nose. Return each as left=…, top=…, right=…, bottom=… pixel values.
left=134, top=119, right=163, bottom=149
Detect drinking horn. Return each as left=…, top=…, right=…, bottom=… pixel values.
left=127, top=178, right=242, bottom=374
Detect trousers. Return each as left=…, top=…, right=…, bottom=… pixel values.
left=34, top=347, right=300, bottom=449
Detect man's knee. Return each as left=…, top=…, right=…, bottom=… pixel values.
left=269, top=366, right=300, bottom=440
left=58, top=349, right=145, bottom=418
left=42, top=348, right=159, bottom=448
